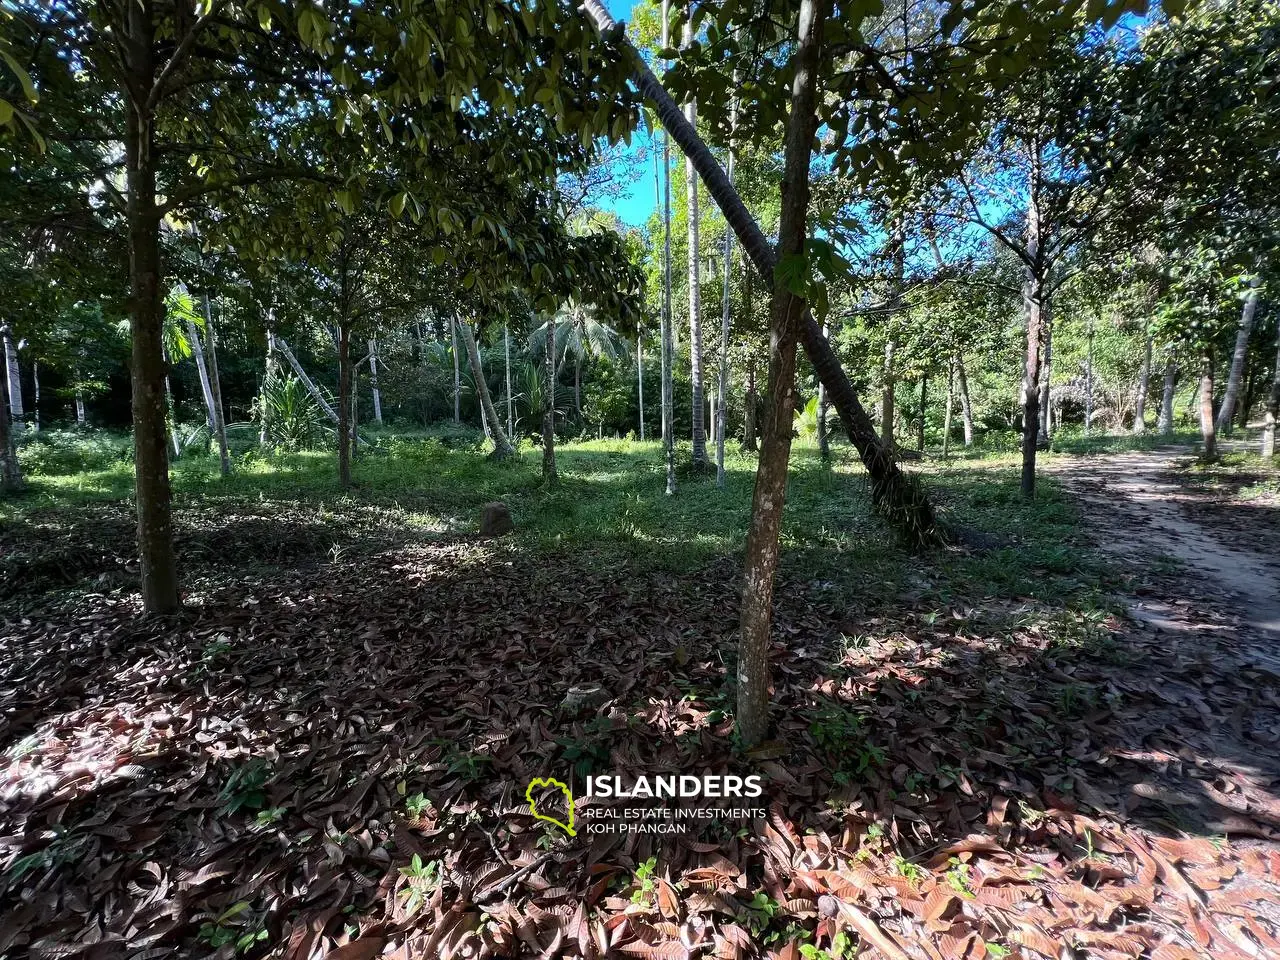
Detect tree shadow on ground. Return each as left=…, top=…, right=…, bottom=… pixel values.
left=1, top=517, right=1277, bottom=959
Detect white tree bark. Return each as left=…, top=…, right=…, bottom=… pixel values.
left=458, top=320, right=514, bottom=458
left=368, top=339, right=383, bottom=424
left=1216, top=274, right=1261, bottom=434
left=956, top=355, right=974, bottom=447
left=683, top=10, right=706, bottom=466
left=660, top=0, right=676, bottom=495
left=75, top=390, right=86, bottom=426
left=1133, top=332, right=1152, bottom=434
left=2, top=325, right=23, bottom=425
left=505, top=326, right=514, bottom=437
left=1262, top=329, right=1280, bottom=457
left=1157, top=354, right=1177, bottom=435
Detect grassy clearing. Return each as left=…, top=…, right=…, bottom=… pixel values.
left=3, top=430, right=1106, bottom=621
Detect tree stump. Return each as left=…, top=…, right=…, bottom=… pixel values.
left=479, top=502, right=513, bottom=537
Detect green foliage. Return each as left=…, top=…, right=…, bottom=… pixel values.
left=16, top=430, right=131, bottom=476
left=397, top=854, right=441, bottom=916
left=254, top=374, right=330, bottom=451
left=196, top=902, right=268, bottom=954
left=217, top=760, right=271, bottom=816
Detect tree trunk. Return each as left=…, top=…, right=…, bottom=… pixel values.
left=0, top=353, right=21, bottom=493
left=1216, top=274, right=1260, bottom=435
left=743, top=360, right=758, bottom=452
left=452, top=318, right=461, bottom=424
left=737, top=0, right=827, bottom=749
left=505, top=326, right=514, bottom=437
left=660, top=0, right=676, bottom=495
left=1020, top=153, right=1047, bottom=498
left=956, top=356, right=974, bottom=447
left=582, top=0, right=936, bottom=540
left=261, top=328, right=276, bottom=446
left=1262, top=326, right=1280, bottom=458
left=337, top=323, right=353, bottom=487
left=542, top=312, right=558, bottom=483
left=1199, top=347, right=1218, bottom=461
left=1085, top=322, right=1095, bottom=435
left=459, top=321, right=515, bottom=459
left=2, top=324, right=23, bottom=425
left=368, top=339, right=383, bottom=425
left=185, top=316, right=217, bottom=430
left=917, top=376, right=928, bottom=452
left=274, top=335, right=340, bottom=424
left=31, top=360, right=39, bottom=431
left=200, top=294, right=231, bottom=475
left=637, top=334, right=646, bottom=441
left=574, top=351, right=582, bottom=421
left=1133, top=332, right=1152, bottom=434
left=123, top=12, right=180, bottom=613
left=717, top=117, right=734, bottom=487
left=683, top=20, right=706, bottom=467
left=880, top=340, right=895, bottom=449
left=1157, top=354, right=1177, bottom=435
left=1038, top=317, right=1052, bottom=443
left=75, top=389, right=87, bottom=426
left=943, top=360, right=954, bottom=458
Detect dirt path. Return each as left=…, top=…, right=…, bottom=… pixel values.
left=1049, top=443, right=1280, bottom=655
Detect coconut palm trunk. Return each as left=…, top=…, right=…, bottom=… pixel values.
left=1200, top=347, right=1218, bottom=461
left=452, top=318, right=462, bottom=424
left=1133, top=332, right=1152, bottom=434
left=582, top=0, right=936, bottom=541
left=637, top=334, right=646, bottom=441
left=542, top=312, right=558, bottom=482
left=1262, top=327, right=1280, bottom=457
left=505, top=326, right=514, bottom=437
left=0, top=361, right=20, bottom=493
left=1157, top=354, right=1177, bottom=435
left=2, top=324, right=23, bottom=426
left=660, top=0, right=676, bottom=495
left=682, top=10, right=707, bottom=466
left=194, top=293, right=231, bottom=475
left=368, top=339, right=383, bottom=425
left=1216, top=274, right=1261, bottom=434
left=458, top=321, right=513, bottom=459
left=716, top=105, right=735, bottom=487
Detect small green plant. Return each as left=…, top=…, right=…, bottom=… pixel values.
left=255, top=807, right=286, bottom=826
left=197, top=902, right=268, bottom=954
left=630, top=857, right=658, bottom=905
left=218, top=760, right=271, bottom=815
left=944, top=858, right=975, bottom=898
left=397, top=854, right=441, bottom=916
left=4, top=826, right=86, bottom=884
left=799, top=931, right=853, bottom=960
left=738, top=891, right=781, bottom=935
left=404, top=793, right=431, bottom=818
left=891, top=855, right=924, bottom=884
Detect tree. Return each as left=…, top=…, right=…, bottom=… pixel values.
left=457, top=320, right=516, bottom=459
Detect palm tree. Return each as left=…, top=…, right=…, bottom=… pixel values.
left=528, top=301, right=628, bottom=422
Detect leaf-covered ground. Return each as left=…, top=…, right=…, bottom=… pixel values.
left=1, top=446, right=1278, bottom=960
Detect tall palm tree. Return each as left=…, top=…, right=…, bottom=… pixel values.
left=528, top=301, right=628, bottom=422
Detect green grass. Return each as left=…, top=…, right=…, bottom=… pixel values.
left=2, top=429, right=1106, bottom=609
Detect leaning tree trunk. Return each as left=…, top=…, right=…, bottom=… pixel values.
left=124, top=17, right=180, bottom=613
left=542, top=312, right=558, bottom=483
left=1199, top=347, right=1218, bottom=461
left=0, top=361, right=21, bottom=493
left=1157, top=354, right=1177, bottom=435
left=185, top=317, right=216, bottom=430
left=737, top=0, right=828, bottom=749
left=716, top=103, right=735, bottom=487
left=2, top=323, right=23, bottom=426
left=582, top=0, right=936, bottom=541
left=683, top=11, right=707, bottom=467
left=1262, top=325, right=1280, bottom=458
left=956, top=355, right=974, bottom=447
left=337, top=323, right=353, bottom=487
left=459, top=320, right=515, bottom=459
left=1133, top=332, right=1152, bottom=434
left=1216, top=274, right=1261, bottom=435
left=660, top=0, right=676, bottom=495
left=201, top=294, right=231, bottom=476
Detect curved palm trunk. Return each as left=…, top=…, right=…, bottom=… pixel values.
left=660, top=0, right=676, bottom=496
left=368, top=339, right=383, bottom=425
left=1216, top=274, right=1260, bottom=434
left=459, top=320, right=514, bottom=459
left=716, top=112, right=735, bottom=486
left=581, top=0, right=936, bottom=541
left=505, top=326, right=514, bottom=437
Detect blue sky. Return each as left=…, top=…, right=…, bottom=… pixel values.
left=593, top=0, right=661, bottom=228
